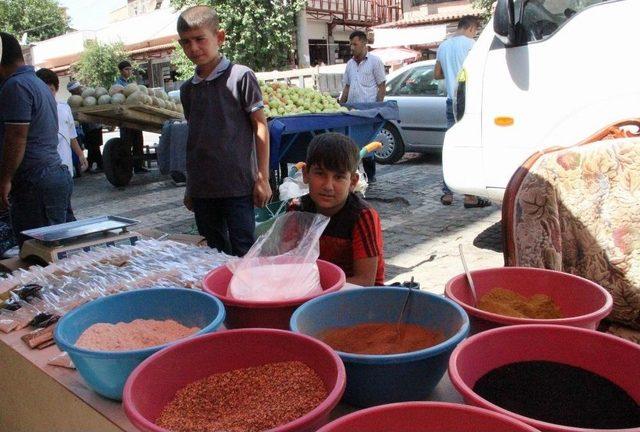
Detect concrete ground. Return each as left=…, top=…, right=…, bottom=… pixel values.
left=72, top=151, right=504, bottom=295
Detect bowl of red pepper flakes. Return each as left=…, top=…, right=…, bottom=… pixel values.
left=203, top=259, right=345, bottom=329
left=123, top=328, right=346, bottom=432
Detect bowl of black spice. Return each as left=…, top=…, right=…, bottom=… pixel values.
left=448, top=324, right=640, bottom=432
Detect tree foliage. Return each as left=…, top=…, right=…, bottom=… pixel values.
left=73, top=41, right=132, bottom=88
left=171, top=41, right=194, bottom=81
left=0, top=0, right=69, bottom=42
left=170, top=0, right=306, bottom=72
left=473, top=0, right=495, bottom=21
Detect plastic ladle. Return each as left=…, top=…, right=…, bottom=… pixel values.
left=458, top=244, right=478, bottom=307
left=396, top=276, right=415, bottom=333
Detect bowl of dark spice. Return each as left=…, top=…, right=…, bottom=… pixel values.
left=448, top=324, right=640, bottom=432
left=290, top=287, right=469, bottom=407
left=317, top=401, right=540, bottom=432
left=445, top=267, right=612, bottom=334
left=123, top=328, right=346, bottom=432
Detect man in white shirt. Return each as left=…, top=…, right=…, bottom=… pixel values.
left=36, top=68, right=88, bottom=220
left=339, top=30, right=386, bottom=183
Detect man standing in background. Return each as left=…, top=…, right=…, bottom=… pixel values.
left=435, top=16, right=490, bottom=208
left=339, top=30, right=386, bottom=183
left=116, top=60, right=148, bottom=173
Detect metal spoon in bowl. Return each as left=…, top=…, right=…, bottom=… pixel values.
left=396, top=276, right=415, bottom=334
left=458, top=244, right=478, bottom=307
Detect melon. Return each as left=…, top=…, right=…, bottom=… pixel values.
left=97, top=95, right=111, bottom=105
left=109, top=84, right=124, bottom=96
left=68, top=95, right=83, bottom=108
left=82, top=96, right=97, bottom=107
left=123, top=83, right=139, bottom=97
left=137, top=85, right=148, bottom=95
left=125, top=91, right=145, bottom=105
left=111, top=93, right=126, bottom=105
left=94, top=87, right=108, bottom=98
left=81, top=87, right=96, bottom=98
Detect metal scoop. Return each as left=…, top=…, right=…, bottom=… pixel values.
left=396, top=276, right=416, bottom=333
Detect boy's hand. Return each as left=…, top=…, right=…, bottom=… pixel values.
left=183, top=194, right=193, bottom=212
left=253, top=174, right=272, bottom=208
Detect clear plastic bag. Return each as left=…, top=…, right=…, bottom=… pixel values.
left=278, top=170, right=309, bottom=201
left=228, top=212, right=330, bottom=302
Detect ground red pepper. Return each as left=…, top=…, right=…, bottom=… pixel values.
left=155, top=361, right=327, bottom=432
left=317, top=322, right=445, bottom=355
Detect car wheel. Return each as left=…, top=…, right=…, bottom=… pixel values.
left=374, top=123, right=405, bottom=164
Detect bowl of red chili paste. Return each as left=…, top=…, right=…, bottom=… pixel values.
left=123, top=328, right=346, bottom=432
left=203, top=259, right=345, bottom=329
left=449, top=324, right=640, bottom=432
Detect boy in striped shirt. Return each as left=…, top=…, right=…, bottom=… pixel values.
left=289, top=133, right=385, bottom=286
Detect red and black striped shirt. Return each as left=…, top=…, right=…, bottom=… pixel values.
left=289, top=193, right=385, bottom=285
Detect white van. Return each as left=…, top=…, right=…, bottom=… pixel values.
left=443, top=0, right=640, bottom=203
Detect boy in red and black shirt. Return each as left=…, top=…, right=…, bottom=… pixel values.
left=289, top=133, right=385, bottom=285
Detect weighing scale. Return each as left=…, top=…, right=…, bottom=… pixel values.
left=20, top=216, right=140, bottom=263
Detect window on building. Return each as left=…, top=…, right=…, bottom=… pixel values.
left=309, top=39, right=328, bottom=66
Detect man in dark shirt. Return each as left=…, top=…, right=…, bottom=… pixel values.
left=0, top=32, right=72, bottom=247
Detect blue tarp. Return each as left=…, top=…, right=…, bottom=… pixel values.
left=156, top=101, right=399, bottom=175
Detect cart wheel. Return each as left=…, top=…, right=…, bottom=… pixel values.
left=103, top=138, right=133, bottom=187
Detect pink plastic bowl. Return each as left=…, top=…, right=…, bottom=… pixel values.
left=448, top=324, right=640, bottom=432
left=202, top=259, right=345, bottom=329
left=317, top=402, right=539, bottom=432
left=445, top=267, right=612, bottom=334
left=123, top=328, right=346, bottom=432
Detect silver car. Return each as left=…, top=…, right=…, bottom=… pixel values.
left=374, top=60, right=448, bottom=164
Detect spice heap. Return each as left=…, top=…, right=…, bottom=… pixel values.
left=156, top=361, right=327, bottom=432
left=473, top=360, right=640, bottom=429
left=477, top=287, right=563, bottom=319
left=75, top=319, right=199, bottom=351
left=317, top=323, right=445, bottom=355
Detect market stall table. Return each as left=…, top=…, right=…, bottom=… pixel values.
left=0, top=282, right=463, bottom=432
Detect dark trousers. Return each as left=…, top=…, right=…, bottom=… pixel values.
left=84, top=127, right=104, bottom=170
left=362, top=156, right=376, bottom=181
left=192, top=195, right=255, bottom=256
left=10, top=165, right=73, bottom=247
left=121, top=128, right=144, bottom=169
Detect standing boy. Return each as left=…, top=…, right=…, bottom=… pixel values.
left=177, top=6, right=271, bottom=256
left=289, top=133, right=385, bottom=286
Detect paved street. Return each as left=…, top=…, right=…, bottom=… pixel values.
left=73, top=150, right=503, bottom=295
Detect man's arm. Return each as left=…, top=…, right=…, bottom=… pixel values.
left=376, top=82, right=386, bottom=102
left=434, top=60, right=444, bottom=80
left=339, top=85, right=350, bottom=104
left=347, top=256, right=379, bottom=286
left=0, top=124, right=29, bottom=208
left=70, top=138, right=88, bottom=172
left=250, top=108, right=272, bottom=208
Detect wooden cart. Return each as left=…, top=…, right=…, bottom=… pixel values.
left=73, top=104, right=184, bottom=187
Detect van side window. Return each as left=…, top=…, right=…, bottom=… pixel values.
left=517, top=0, right=608, bottom=43
left=389, top=66, right=443, bottom=97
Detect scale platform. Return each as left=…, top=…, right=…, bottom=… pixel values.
left=20, top=216, right=140, bottom=263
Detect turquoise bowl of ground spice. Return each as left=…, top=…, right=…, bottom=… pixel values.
left=54, top=287, right=225, bottom=400
left=449, top=324, right=640, bottom=432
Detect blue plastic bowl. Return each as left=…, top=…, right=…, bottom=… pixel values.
left=54, top=287, right=225, bottom=400
left=290, top=287, right=469, bottom=407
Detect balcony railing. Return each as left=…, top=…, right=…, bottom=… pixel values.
left=306, top=0, right=402, bottom=26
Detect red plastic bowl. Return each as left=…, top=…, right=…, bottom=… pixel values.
left=448, top=324, right=640, bottom=432
left=123, top=328, right=346, bottom=432
left=202, top=259, right=345, bottom=329
left=318, top=402, right=539, bottom=432
left=445, top=267, right=612, bottom=334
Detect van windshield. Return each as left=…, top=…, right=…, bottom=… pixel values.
left=516, top=0, right=612, bottom=42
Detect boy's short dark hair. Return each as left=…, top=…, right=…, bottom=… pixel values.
left=35, top=68, right=59, bottom=91
left=306, top=133, right=359, bottom=174
left=349, top=30, right=367, bottom=43
left=0, top=32, right=24, bottom=66
left=177, top=6, right=220, bottom=34
left=118, top=60, right=132, bottom=71
left=458, top=15, right=480, bottom=30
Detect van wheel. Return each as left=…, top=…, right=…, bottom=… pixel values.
left=374, top=123, right=404, bottom=165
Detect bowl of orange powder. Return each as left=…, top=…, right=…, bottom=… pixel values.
left=445, top=267, right=612, bottom=334
left=290, top=287, right=469, bottom=407
left=54, top=287, right=225, bottom=400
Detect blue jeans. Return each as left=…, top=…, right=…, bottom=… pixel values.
left=10, top=165, right=73, bottom=247
left=192, top=195, right=255, bottom=256
left=442, top=99, right=455, bottom=196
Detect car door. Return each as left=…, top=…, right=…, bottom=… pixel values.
left=385, top=65, right=447, bottom=149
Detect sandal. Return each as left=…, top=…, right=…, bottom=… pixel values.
left=440, top=194, right=453, bottom=206
left=464, top=197, right=492, bottom=209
